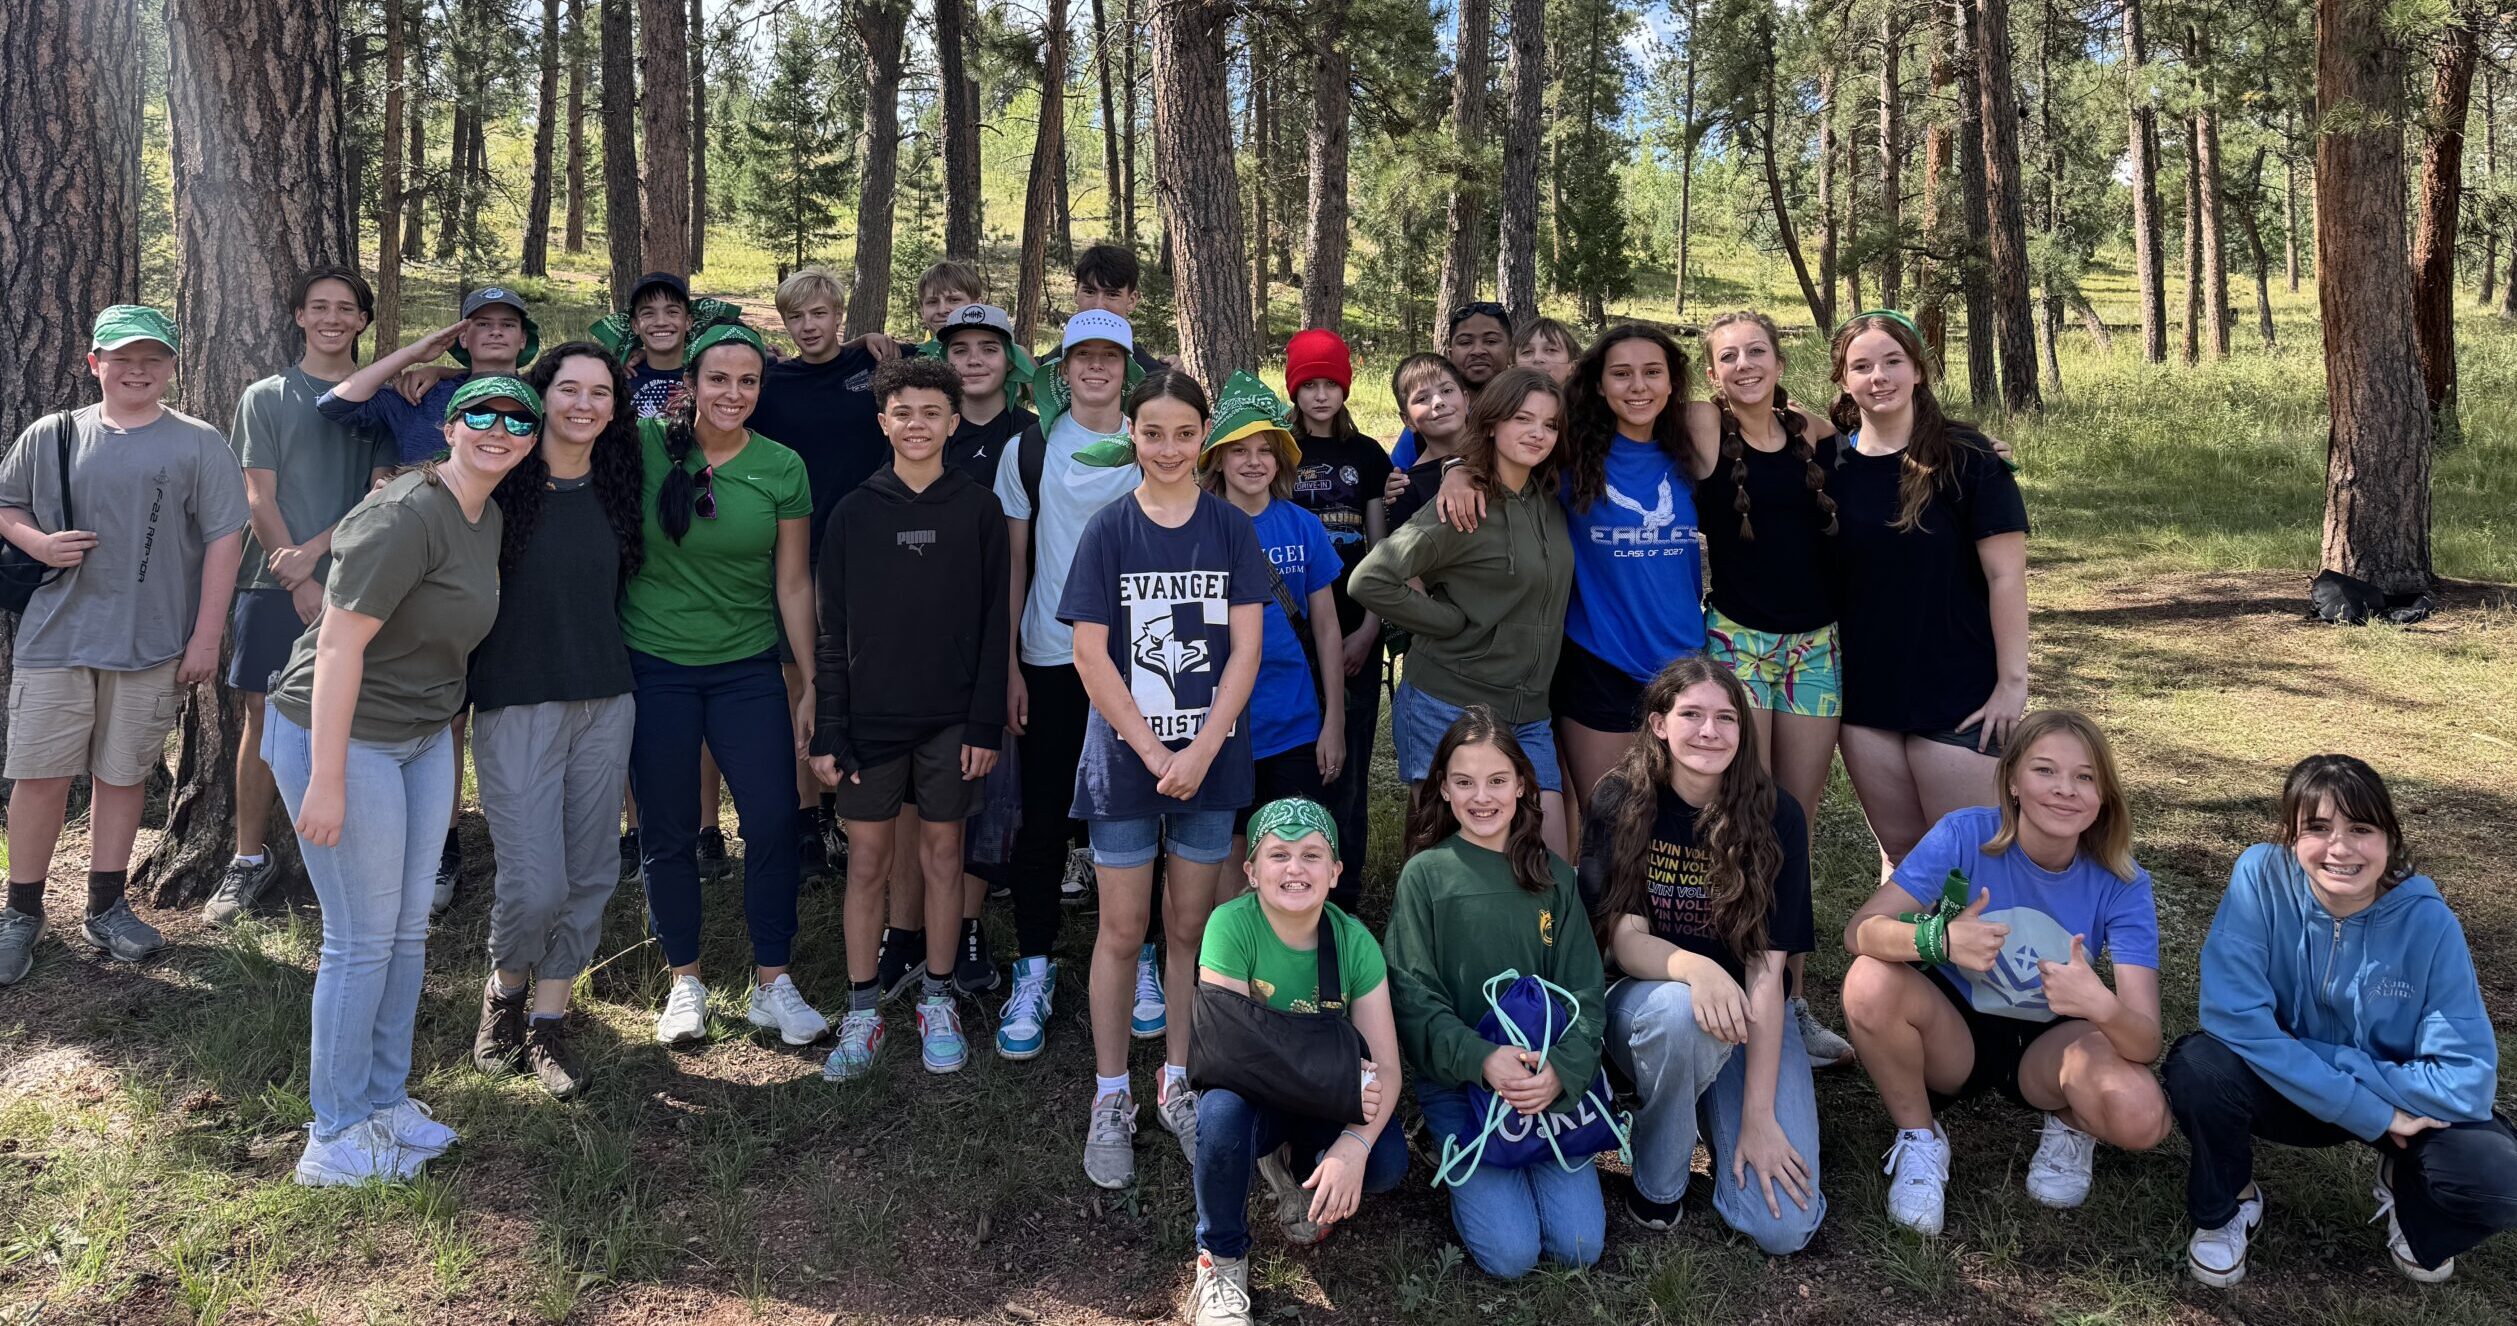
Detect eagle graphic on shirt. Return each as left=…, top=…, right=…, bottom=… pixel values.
left=1121, top=569, right=1229, bottom=743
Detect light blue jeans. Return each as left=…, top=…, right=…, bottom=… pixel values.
left=264, top=708, right=457, bottom=1141
left=1607, top=977, right=1827, bottom=1254
left=1417, top=1082, right=1606, bottom=1278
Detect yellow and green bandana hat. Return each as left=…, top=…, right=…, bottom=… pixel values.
left=1198, top=370, right=1301, bottom=474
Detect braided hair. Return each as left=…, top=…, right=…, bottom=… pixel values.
left=656, top=336, right=767, bottom=543
left=1704, top=310, right=1837, bottom=543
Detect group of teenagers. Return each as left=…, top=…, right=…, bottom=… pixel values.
left=2, top=239, right=2513, bottom=1324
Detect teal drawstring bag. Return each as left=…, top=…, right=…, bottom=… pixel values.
left=1431, top=970, right=1631, bottom=1189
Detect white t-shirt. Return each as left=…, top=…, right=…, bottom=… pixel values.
left=995, top=412, right=1140, bottom=666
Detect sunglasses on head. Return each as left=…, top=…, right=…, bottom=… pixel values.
left=458, top=407, right=538, bottom=437
left=1449, top=302, right=1512, bottom=334
left=693, top=464, right=717, bottom=520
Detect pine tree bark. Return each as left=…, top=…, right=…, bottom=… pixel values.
left=2411, top=10, right=2478, bottom=435
left=377, top=0, right=407, bottom=345
left=2182, top=115, right=2201, bottom=365
left=1017, top=0, right=1072, bottom=341
left=522, top=0, right=561, bottom=277
left=1496, top=0, right=1544, bottom=324
left=1150, top=0, right=1255, bottom=382
left=401, top=24, right=427, bottom=264
left=1817, top=64, right=1839, bottom=320
left=1973, top=0, right=2038, bottom=410
left=1121, top=0, right=1139, bottom=245
left=0, top=0, right=141, bottom=436
left=636, top=0, right=690, bottom=275
left=1093, top=0, right=1124, bottom=232
left=434, top=7, right=472, bottom=266
left=1759, top=50, right=1826, bottom=330
left=688, top=0, right=707, bottom=272
left=149, top=0, right=354, bottom=905
left=938, top=0, right=983, bottom=257
left=1954, top=0, right=1996, bottom=406
left=2191, top=26, right=2230, bottom=360
left=847, top=1, right=908, bottom=337
left=1435, top=0, right=1490, bottom=333
left=2315, top=0, right=2432, bottom=593
left=1250, top=31, right=1270, bottom=337
left=1674, top=0, right=1699, bottom=315
left=1301, top=0, right=1353, bottom=328
left=1878, top=8, right=1904, bottom=309
left=2479, top=70, right=2496, bottom=305
left=2124, top=0, right=2166, bottom=362
left=601, top=0, right=641, bottom=300
left=1917, top=0, right=1952, bottom=359
left=2240, top=145, right=2278, bottom=349
left=565, top=0, right=587, bottom=252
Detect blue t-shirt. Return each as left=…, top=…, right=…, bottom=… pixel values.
left=1390, top=427, right=1419, bottom=471
left=1562, top=435, right=1707, bottom=680
left=627, top=360, right=681, bottom=417
left=1894, top=805, right=2161, bottom=1023
left=318, top=376, right=467, bottom=464
left=1246, top=499, right=1343, bottom=758
left=1057, top=491, right=1272, bottom=819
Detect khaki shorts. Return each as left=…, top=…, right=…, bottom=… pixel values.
left=4, top=660, right=185, bottom=785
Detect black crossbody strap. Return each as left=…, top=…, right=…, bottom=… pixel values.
left=1315, top=912, right=1345, bottom=1011
left=50, top=411, right=74, bottom=533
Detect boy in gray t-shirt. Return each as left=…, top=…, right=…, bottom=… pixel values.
left=0, top=305, right=249, bottom=982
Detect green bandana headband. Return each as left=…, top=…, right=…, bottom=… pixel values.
left=687, top=320, right=767, bottom=363
left=1837, top=307, right=1920, bottom=339
left=591, top=296, right=746, bottom=359
left=1244, top=798, right=1340, bottom=860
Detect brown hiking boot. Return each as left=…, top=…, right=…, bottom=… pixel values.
left=525, top=1016, right=588, bottom=1100
left=472, top=978, right=526, bottom=1074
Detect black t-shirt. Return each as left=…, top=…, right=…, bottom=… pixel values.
left=627, top=361, right=681, bottom=418
left=1827, top=427, right=2029, bottom=732
left=1290, top=430, right=1394, bottom=635
left=750, top=346, right=884, bottom=553
left=1695, top=410, right=1840, bottom=633
left=467, top=478, right=634, bottom=711
left=1577, top=778, right=1814, bottom=988
left=1383, top=457, right=1447, bottom=532
left=945, top=404, right=1038, bottom=489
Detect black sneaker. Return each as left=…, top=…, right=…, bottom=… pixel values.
left=432, top=835, right=463, bottom=917
left=796, top=807, right=831, bottom=884
left=874, top=928, right=925, bottom=1002
left=524, top=1016, right=589, bottom=1099
left=472, top=980, right=527, bottom=1074
left=618, top=831, right=642, bottom=884
left=953, top=920, right=1002, bottom=997
left=1625, top=1183, right=1682, bottom=1231
left=696, top=826, right=732, bottom=881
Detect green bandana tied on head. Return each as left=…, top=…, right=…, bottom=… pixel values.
left=1836, top=307, right=1920, bottom=339
left=443, top=374, right=544, bottom=422
left=1244, top=798, right=1340, bottom=860
left=686, top=320, right=768, bottom=363
left=591, top=296, right=747, bottom=360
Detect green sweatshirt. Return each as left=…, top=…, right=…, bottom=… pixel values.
left=1382, top=833, right=1607, bottom=1110
left=1348, top=479, right=1572, bottom=725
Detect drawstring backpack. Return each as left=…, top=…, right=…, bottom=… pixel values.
left=1430, top=970, right=1631, bottom=1189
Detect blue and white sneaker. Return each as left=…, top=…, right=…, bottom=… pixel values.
left=823, top=1008, right=886, bottom=1081
left=1131, top=943, right=1167, bottom=1039
left=917, top=994, right=968, bottom=1073
left=996, top=956, right=1057, bottom=1060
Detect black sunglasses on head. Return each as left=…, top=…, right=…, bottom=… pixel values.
left=693, top=464, right=717, bottom=520
left=1448, top=301, right=1512, bottom=335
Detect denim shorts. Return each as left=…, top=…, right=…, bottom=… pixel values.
left=1389, top=681, right=1563, bottom=793
left=1088, top=808, right=1236, bottom=869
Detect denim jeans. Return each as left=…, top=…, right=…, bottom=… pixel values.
left=1192, top=1086, right=1411, bottom=1258
left=2166, top=1031, right=2517, bottom=1269
left=1607, top=977, right=1827, bottom=1254
left=1417, top=1082, right=1605, bottom=1278
left=263, top=708, right=456, bottom=1142
left=1316, top=666, right=1380, bottom=909
left=628, top=650, right=803, bottom=969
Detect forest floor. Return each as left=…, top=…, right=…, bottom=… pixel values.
left=3, top=272, right=2516, bottom=1325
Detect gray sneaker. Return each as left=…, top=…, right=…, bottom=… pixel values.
left=1792, top=996, right=1857, bottom=1068
left=0, top=907, right=42, bottom=985
left=202, top=857, right=278, bottom=927
left=1154, top=1074, right=1199, bottom=1162
left=1256, top=1147, right=1326, bottom=1245
left=82, top=899, right=165, bottom=963
left=1083, top=1090, right=1137, bottom=1189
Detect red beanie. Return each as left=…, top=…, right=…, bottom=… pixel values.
left=1285, top=328, right=1354, bottom=397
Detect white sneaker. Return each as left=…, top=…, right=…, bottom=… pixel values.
left=1130, top=943, right=1167, bottom=1038
left=1083, top=1089, right=1137, bottom=1189
left=1187, top=1249, right=1253, bottom=1326
left=1881, top=1123, right=1952, bottom=1235
left=294, top=1116, right=404, bottom=1187
left=2188, top=1185, right=2265, bottom=1288
left=2374, top=1161, right=2455, bottom=1283
left=655, top=974, right=711, bottom=1045
left=374, top=1098, right=457, bottom=1161
left=2026, top=1113, right=2097, bottom=1209
left=747, top=974, right=831, bottom=1045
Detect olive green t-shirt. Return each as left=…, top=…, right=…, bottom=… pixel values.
left=269, top=471, right=502, bottom=743
left=618, top=417, right=813, bottom=665
left=1198, top=894, right=1386, bottom=1014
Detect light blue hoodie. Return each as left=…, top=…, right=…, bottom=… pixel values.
left=2198, top=843, right=2498, bottom=1141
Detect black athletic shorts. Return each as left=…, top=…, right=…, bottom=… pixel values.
left=1922, top=964, right=2085, bottom=1110
left=1550, top=635, right=1650, bottom=734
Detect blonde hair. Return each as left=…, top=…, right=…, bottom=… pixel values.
left=1198, top=432, right=1297, bottom=500
left=1986, top=710, right=2138, bottom=882
left=917, top=259, right=987, bottom=304
left=773, top=266, right=843, bottom=317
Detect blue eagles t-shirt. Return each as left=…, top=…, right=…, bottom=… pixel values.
left=1893, top=805, right=2161, bottom=1023
left=1562, top=434, right=1707, bottom=680
left=1058, top=491, right=1272, bottom=819
left=1246, top=499, right=1343, bottom=758
left=318, top=375, right=468, bottom=464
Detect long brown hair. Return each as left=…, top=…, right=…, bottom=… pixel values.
left=1585, top=659, right=1781, bottom=960
left=1405, top=706, right=1555, bottom=894
left=1827, top=313, right=1983, bottom=533
left=1459, top=368, right=1567, bottom=495
left=1705, top=310, right=1836, bottom=542
left=1986, top=710, right=2139, bottom=882
left=1563, top=323, right=1691, bottom=513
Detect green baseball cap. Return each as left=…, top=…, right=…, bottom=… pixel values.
left=91, top=304, right=179, bottom=353
left=443, top=374, right=544, bottom=423
left=1199, top=370, right=1301, bottom=472
left=1244, top=798, right=1340, bottom=860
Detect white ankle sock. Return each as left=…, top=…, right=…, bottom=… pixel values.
left=1095, top=1072, right=1130, bottom=1099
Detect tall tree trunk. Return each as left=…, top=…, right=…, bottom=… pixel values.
left=1120, top=0, right=1138, bottom=245
left=2284, top=104, right=2303, bottom=290
left=601, top=0, right=641, bottom=300
left=1496, top=0, right=1544, bottom=323
left=2315, top=0, right=2432, bottom=593
left=401, top=21, right=427, bottom=263
left=636, top=0, right=691, bottom=275
left=1093, top=0, right=1124, bottom=232
left=1150, top=0, right=1255, bottom=382
left=2411, top=10, right=2478, bottom=439
left=1674, top=0, right=1699, bottom=314
left=1878, top=8, right=1904, bottom=308
left=938, top=0, right=982, bottom=256
left=1954, top=0, right=1996, bottom=406
left=522, top=0, right=561, bottom=277
left=1844, top=113, right=1864, bottom=312
left=2240, top=145, right=2278, bottom=348
left=1917, top=0, right=1952, bottom=359
left=1973, top=0, right=2039, bottom=410
left=1761, top=55, right=1827, bottom=329
left=1301, top=0, right=1353, bottom=328
left=1817, top=64, right=1839, bottom=320
left=0, top=0, right=141, bottom=435
left=2124, top=0, right=2165, bottom=362
left=1250, top=30, right=1270, bottom=337
left=847, top=1, right=907, bottom=337
left=688, top=0, right=706, bottom=271
left=2479, top=68, right=2497, bottom=305
left=1016, top=0, right=1071, bottom=341
left=565, top=0, right=588, bottom=252
left=1436, top=0, right=1490, bottom=332
left=434, top=7, right=472, bottom=266
left=2191, top=26, right=2230, bottom=359
left=2182, top=115, right=2201, bottom=365
left=377, top=0, right=406, bottom=345
left=2502, top=217, right=2517, bottom=316
left=150, top=0, right=354, bottom=905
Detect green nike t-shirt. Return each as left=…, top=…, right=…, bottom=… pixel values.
left=619, top=417, right=813, bottom=666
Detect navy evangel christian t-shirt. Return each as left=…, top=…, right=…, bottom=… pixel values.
left=1057, top=491, right=1272, bottom=820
